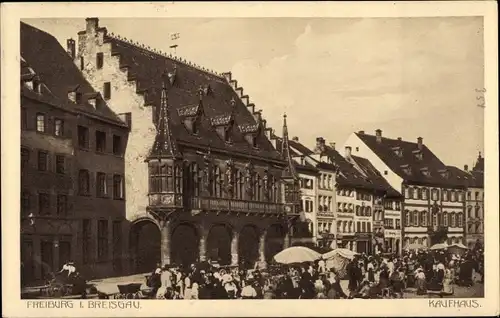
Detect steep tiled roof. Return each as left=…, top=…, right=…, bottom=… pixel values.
left=20, top=22, right=125, bottom=126
left=323, top=146, right=374, bottom=190
left=472, top=153, right=484, bottom=172
left=351, top=155, right=402, bottom=198
left=98, top=31, right=281, bottom=161
left=355, top=132, right=463, bottom=188
left=447, top=166, right=484, bottom=189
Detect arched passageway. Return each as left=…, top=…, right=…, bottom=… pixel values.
left=129, top=219, right=161, bottom=274
left=239, top=225, right=259, bottom=269
left=171, top=223, right=199, bottom=268
left=207, top=224, right=232, bottom=265
left=265, top=224, right=286, bottom=264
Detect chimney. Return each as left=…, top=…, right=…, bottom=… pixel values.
left=329, top=142, right=336, bottom=150
left=315, top=137, right=326, bottom=154
left=345, top=146, right=352, bottom=158
left=397, top=137, right=402, bottom=141
left=86, top=17, right=99, bottom=35
left=376, top=129, right=382, bottom=143
left=358, top=130, right=365, bottom=135
left=417, top=137, right=423, bottom=150
left=292, top=136, right=299, bottom=142
left=67, top=38, right=76, bottom=60
left=464, top=164, right=469, bottom=172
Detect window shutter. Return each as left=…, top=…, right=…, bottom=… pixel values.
left=107, top=174, right=113, bottom=198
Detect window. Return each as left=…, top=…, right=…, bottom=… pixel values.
left=96, top=172, right=107, bottom=197
left=457, top=213, right=463, bottom=227
left=367, top=223, right=371, bottom=233
left=404, top=187, right=409, bottom=199
left=421, top=211, right=427, bottom=227
left=416, top=188, right=422, bottom=200
left=467, top=205, right=473, bottom=218
left=413, top=211, right=419, bottom=226
left=395, top=201, right=401, bottom=210
left=95, top=131, right=106, bottom=152
left=112, top=135, right=122, bottom=156
left=78, top=169, right=90, bottom=195
left=408, top=187, right=414, bottom=199
left=76, top=92, right=83, bottom=104
left=97, top=220, right=108, bottom=259
left=113, top=174, right=124, bottom=199
left=405, top=210, right=410, bottom=226
left=36, top=113, right=46, bottom=132
left=82, top=219, right=91, bottom=263
left=475, top=192, right=479, bottom=200
left=21, top=108, right=27, bottom=129
left=443, top=212, right=448, bottom=226
left=55, top=155, right=65, bottom=174
left=38, top=193, right=50, bottom=215
left=21, top=148, right=30, bottom=170
left=37, top=151, right=48, bottom=171
left=384, top=170, right=388, bottom=175
left=54, top=119, right=64, bottom=137
left=432, top=212, right=438, bottom=227
left=21, top=191, right=30, bottom=216
left=467, top=191, right=471, bottom=200
left=78, top=126, right=89, bottom=149
left=96, top=52, right=104, bottom=69
left=103, top=82, right=111, bottom=99
left=450, top=213, right=456, bottom=227
left=80, top=56, right=85, bottom=70
left=431, top=189, right=438, bottom=201
left=57, top=195, right=67, bottom=215
left=443, top=190, right=449, bottom=201
left=395, top=219, right=401, bottom=229
left=450, top=191, right=456, bottom=202
left=224, top=127, right=232, bottom=143
left=112, top=221, right=122, bottom=271
left=458, top=192, right=463, bottom=202
left=475, top=205, right=481, bottom=218
left=422, top=189, right=428, bottom=200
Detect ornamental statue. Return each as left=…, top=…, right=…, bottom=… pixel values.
left=225, top=159, right=235, bottom=197
left=244, top=162, right=255, bottom=198
left=262, top=168, right=270, bottom=200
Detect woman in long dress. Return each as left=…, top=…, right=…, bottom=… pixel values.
left=414, top=268, right=427, bottom=295
left=442, top=268, right=454, bottom=296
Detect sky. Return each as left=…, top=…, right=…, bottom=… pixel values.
left=24, top=17, right=485, bottom=168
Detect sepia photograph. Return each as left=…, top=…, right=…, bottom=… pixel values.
left=2, top=1, right=499, bottom=317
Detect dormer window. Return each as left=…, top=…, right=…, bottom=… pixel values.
left=88, top=98, right=97, bottom=108
left=439, top=169, right=449, bottom=179
left=252, top=136, right=258, bottom=148
left=401, top=164, right=411, bottom=175
left=393, top=147, right=403, bottom=157
left=421, top=167, right=431, bottom=177
left=32, top=79, right=41, bottom=94
left=415, top=151, right=423, bottom=160
left=224, top=126, right=232, bottom=143
left=76, top=92, right=83, bottom=104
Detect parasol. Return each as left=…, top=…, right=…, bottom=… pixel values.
left=404, top=243, right=428, bottom=251
left=447, top=243, right=468, bottom=256
left=322, top=248, right=358, bottom=279
left=430, top=242, right=449, bottom=250
left=273, top=246, right=321, bottom=264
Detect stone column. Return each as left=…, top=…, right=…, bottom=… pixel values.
left=160, top=219, right=171, bottom=266
left=259, top=229, right=267, bottom=263
left=231, top=231, right=239, bottom=266
left=283, top=228, right=290, bottom=249
left=199, top=223, right=207, bottom=262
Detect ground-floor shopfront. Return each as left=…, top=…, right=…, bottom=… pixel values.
left=128, top=211, right=289, bottom=273
left=355, top=233, right=372, bottom=254
left=383, top=229, right=402, bottom=255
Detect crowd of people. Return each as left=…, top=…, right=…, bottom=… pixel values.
left=145, top=246, right=484, bottom=300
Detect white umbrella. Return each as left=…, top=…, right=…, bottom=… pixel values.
left=322, top=248, right=358, bottom=261
left=273, top=246, right=321, bottom=264
left=447, top=243, right=468, bottom=256
left=430, top=242, right=449, bottom=250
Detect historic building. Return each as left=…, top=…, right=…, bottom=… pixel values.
left=284, top=137, right=335, bottom=249
left=73, top=17, right=302, bottom=272
left=21, top=22, right=129, bottom=284
left=343, top=153, right=403, bottom=255
left=344, top=130, right=467, bottom=248
left=464, top=153, right=484, bottom=248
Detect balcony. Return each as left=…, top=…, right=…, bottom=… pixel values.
left=191, top=196, right=284, bottom=216
left=148, top=193, right=183, bottom=209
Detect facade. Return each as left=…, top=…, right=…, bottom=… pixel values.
left=464, top=153, right=484, bottom=248
left=286, top=137, right=336, bottom=249
left=344, top=130, right=467, bottom=249
left=345, top=154, right=403, bottom=255
left=74, top=17, right=302, bottom=272
left=20, top=22, right=129, bottom=284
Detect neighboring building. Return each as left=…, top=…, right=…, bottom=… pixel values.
left=74, top=17, right=300, bottom=272
left=345, top=154, right=403, bottom=255
left=344, top=130, right=467, bottom=249
left=464, top=153, right=484, bottom=248
left=21, top=22, right=129, bottom=284
left=285, top=137, right=336, bottom=249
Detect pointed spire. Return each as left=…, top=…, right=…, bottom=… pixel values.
left=149, top=70, right=181, bottom=160
left=281, top=113, right=297, bottom=179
